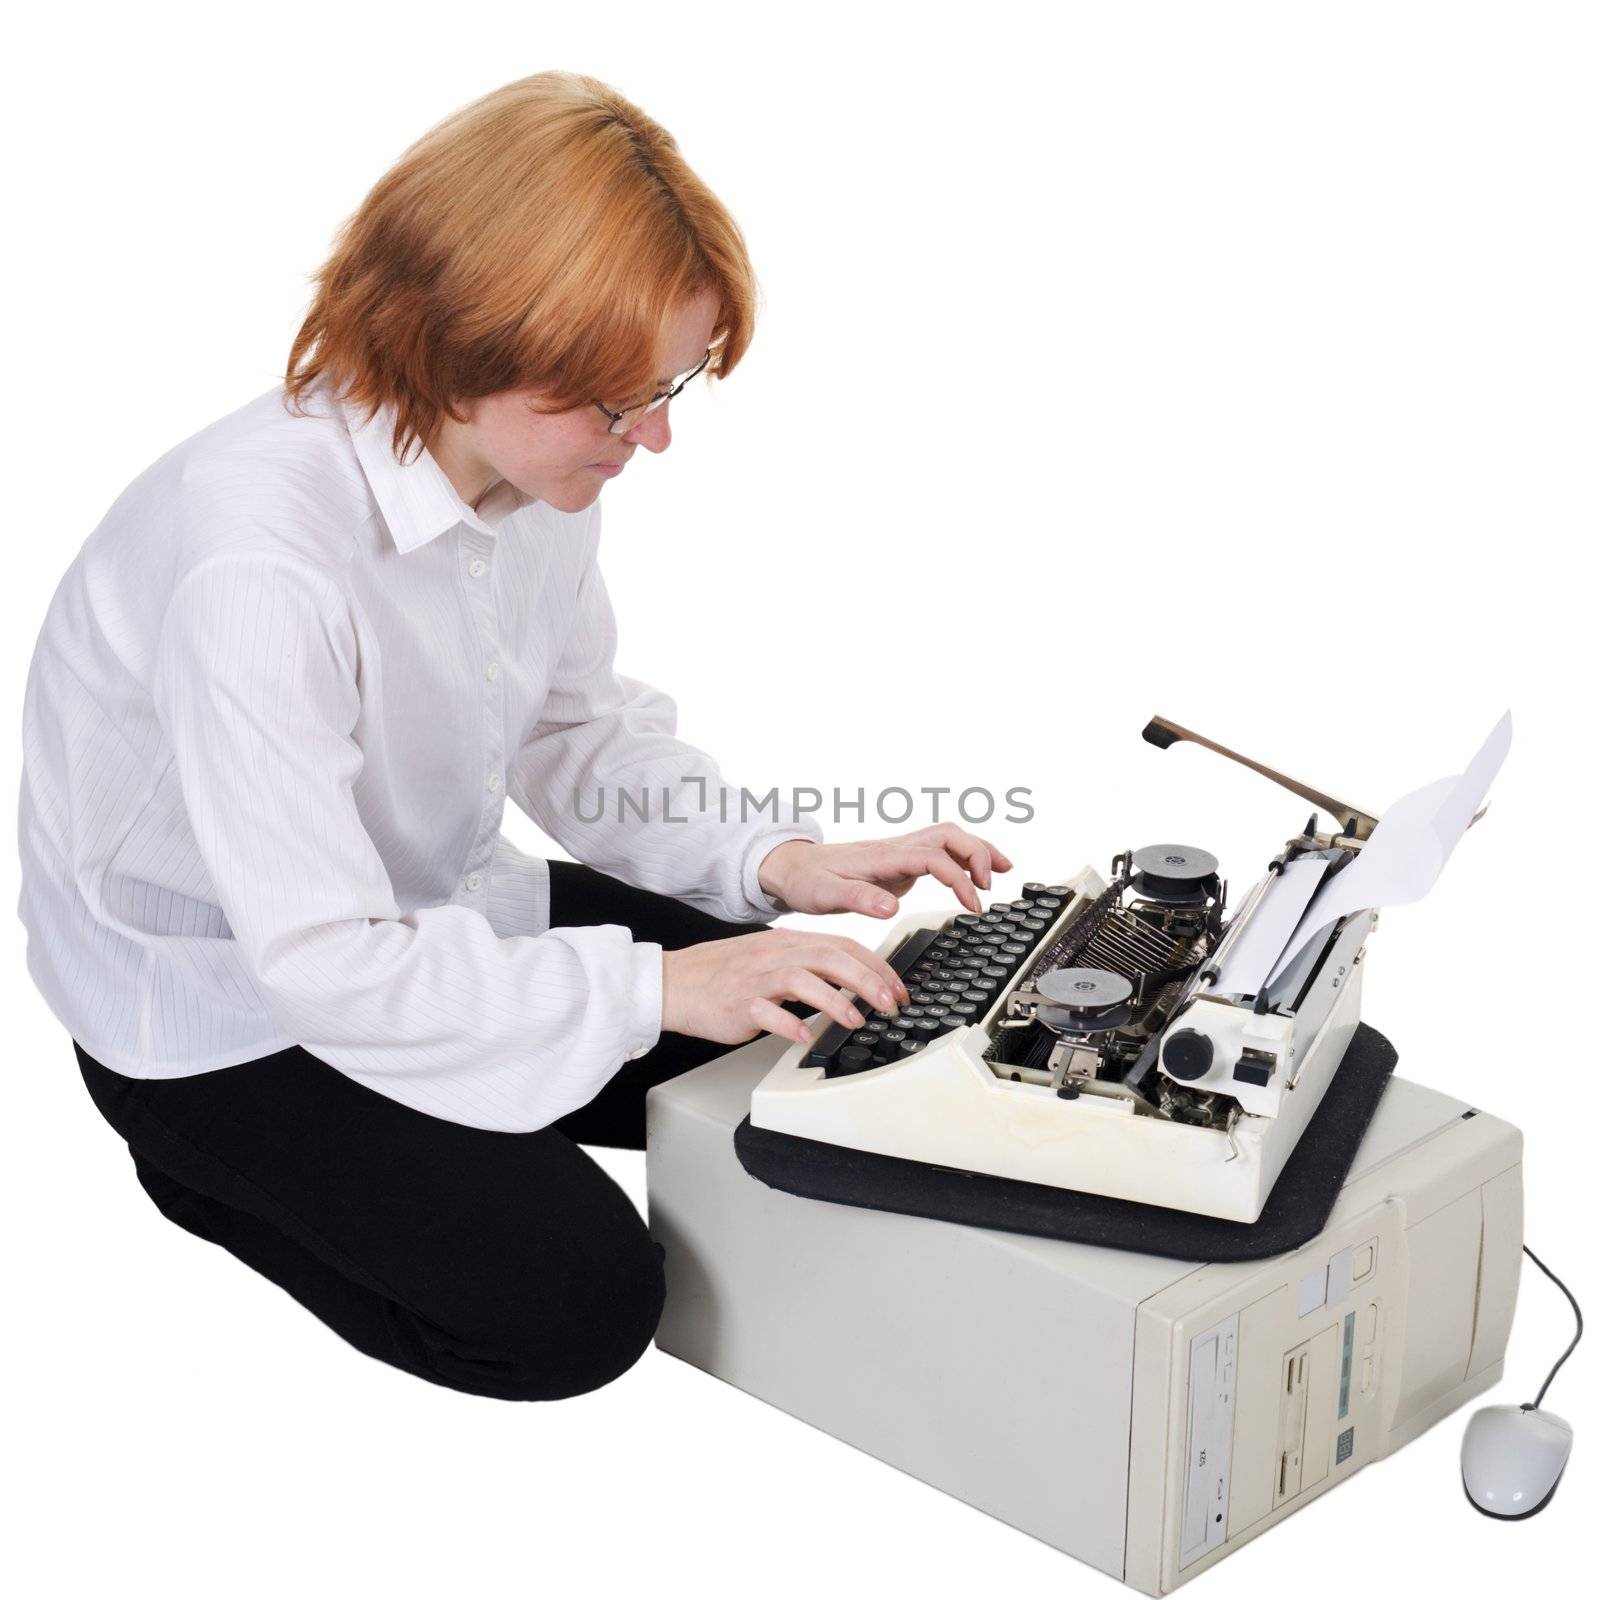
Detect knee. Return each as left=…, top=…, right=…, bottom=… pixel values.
left=414, top=1232, right=668, bottom=1404
left=519, top=1236, right=668, bottom=1402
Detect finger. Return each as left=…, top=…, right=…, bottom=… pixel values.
left=828, top=935, right=915, bottom=1005
left=789, top=939, right=907, bottom=1011
left=776, top=966, right=872, bottom=1033
left=917, top=848, right=983, bottom=913
left=873, top=831, right=986, bottom=897
left=749, top=995, right=811, bottom=1046
left=798, top=869, right=899, bottom=918
left=857, top=839, right=971, bottom=897
left=980, top=836, right=1015, bottom=873
left=933, top=824, right=1015, bottom=887
left=833, top=873, right=900, bottom=919
left=935, top=829, right=995, bottom=891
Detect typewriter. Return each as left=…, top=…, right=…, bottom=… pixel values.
left=748, top=713, right=1509, bottom=1223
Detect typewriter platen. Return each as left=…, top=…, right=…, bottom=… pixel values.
left=749, top=714, right=1506, bottom=1223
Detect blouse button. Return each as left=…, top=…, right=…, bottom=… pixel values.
left=468, top=559, right=487, bottom=578
left=485, top=662, right=500, bottom=682
left=465, top=872, right=484, bottom=891
left=485, top=771, right=501, bottom=792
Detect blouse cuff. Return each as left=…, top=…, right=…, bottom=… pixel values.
left=626, top=941, right=665, bottom=1060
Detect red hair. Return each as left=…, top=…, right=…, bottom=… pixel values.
left=286, top=72, right=757, bottom=459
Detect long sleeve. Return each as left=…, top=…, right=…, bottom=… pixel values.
left=150, top=550, right=661, bottom=1133
left=508, top=508, right=823, bottom=921
left=482, top=831, right=551, bottom=939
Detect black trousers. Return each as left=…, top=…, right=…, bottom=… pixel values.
left=75, top=861, right=759, bottom=1402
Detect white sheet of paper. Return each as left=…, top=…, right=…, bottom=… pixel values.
left=1212, top=856, right=1330, bottom=996
left=1264, top=711, right=1511, bottom=986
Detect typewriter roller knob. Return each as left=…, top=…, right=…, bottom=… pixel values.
left=1162, top=1028, right=1214, bottom=1081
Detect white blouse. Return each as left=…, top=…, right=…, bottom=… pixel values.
left=17, top=386, right=820, bottom=1132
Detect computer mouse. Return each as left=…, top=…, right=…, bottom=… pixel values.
left=1460, top=1404, right=1573, bottom=1519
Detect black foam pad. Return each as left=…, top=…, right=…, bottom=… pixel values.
left=733, top=1023, right=1398, bottom=1262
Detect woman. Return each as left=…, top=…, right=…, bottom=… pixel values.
left=17, top=72, right=1011, bottom=1402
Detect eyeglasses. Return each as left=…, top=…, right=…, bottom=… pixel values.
left=593, top=348, right=713, bottom=435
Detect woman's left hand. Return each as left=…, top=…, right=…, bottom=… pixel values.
left=757, top=826, right=1015, bottom=919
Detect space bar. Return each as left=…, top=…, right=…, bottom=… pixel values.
left=804, top=926, right=940, bottom=1070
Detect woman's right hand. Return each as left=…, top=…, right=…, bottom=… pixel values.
left=660, top=930, right=913, bottom=1047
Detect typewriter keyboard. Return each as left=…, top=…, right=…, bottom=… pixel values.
left=806, top=882, right=1074, bottom=1078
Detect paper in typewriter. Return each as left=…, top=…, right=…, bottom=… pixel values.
left=1211, top=855, right=1330, bottom=996
left=1263, top=711, right=1512, bottom=986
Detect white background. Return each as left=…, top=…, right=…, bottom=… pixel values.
left=4, top=2, right=1594, bottom=1596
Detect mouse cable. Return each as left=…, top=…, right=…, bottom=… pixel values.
left=1522, top=1245, right=1582, bottom=1412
